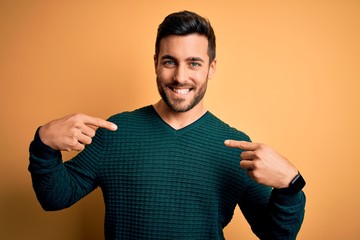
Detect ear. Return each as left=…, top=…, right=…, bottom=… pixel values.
left=153, top=54, right=158, bottom=73
left=208, top=59, right=217, bottom=80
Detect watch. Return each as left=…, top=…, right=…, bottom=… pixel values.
left=288, top=172, right=306, bottom=193
left=275, top=172, right=306, bottom=194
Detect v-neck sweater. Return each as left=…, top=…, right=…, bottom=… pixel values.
left=29, top=105, right=305, bottom=239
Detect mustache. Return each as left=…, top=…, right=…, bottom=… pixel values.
left=166, top=82, right=194, bottom=88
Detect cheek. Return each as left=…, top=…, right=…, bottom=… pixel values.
left=156, top=68, right=174, bottom=81
left=194, top=70, right=210, bottom=82
left=155, top=65, right=163, bottom=76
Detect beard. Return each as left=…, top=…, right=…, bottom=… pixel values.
left=156, top=76, right=208, bottom=113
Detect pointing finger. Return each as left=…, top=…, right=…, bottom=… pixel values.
left=79, top=114, right=118, bottom=131
left=224, top=140, right=258, bottom=151
left=96, top=119, right=118, bottom=131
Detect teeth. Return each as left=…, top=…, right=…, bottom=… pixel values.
left=173, top=88, right=190, bottom=95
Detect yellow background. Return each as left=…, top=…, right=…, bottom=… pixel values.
left=1, top=1, right=359, bottom=239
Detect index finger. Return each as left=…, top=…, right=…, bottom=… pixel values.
left=224, top=140, right=258, bottom=151
left=81, top=114, right=118, bottom=131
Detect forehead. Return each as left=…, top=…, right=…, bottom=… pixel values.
left=158, top=34, right=209, bottom=60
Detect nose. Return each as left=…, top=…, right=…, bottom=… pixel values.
left=173, top=64, right=188, bottom=83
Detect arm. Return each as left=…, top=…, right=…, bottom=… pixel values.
left=239, top=181, right=305, bottom=239
left=225, top=140, right=306, bottom=239
left=28, top=114, right=117, bottom=210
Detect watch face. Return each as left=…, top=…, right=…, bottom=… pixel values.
left=291, top=173, right=306, bottom=193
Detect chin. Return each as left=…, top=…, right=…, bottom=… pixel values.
left=167, top=103, right=192, bottom=113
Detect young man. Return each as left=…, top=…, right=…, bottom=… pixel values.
left=29, top=11, right=305, bottom=239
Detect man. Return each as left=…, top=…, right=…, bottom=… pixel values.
left=29, top=11, right=305, bottom=239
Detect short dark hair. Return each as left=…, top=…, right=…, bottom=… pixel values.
left=155, top=10, right=216, bottom=63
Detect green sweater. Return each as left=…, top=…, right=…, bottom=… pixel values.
left=29, top=106, right=305, bottom=239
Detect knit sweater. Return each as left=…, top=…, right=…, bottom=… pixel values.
left=29, top=105, right=305, bottom=240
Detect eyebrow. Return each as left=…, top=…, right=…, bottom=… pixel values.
left=161, top=55, right=205, bottom=63
left=161, top=55, right=176, bottom=61
left=188, top=57, right=205, bottom=63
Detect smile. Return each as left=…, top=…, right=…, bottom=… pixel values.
left=171, top=87, right=191, bottom=95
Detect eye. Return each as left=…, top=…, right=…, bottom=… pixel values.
left=163, top=60, right=176, bottom=66
left=189, top=62, right=201, bottom=68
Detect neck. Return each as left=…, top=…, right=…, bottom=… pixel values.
left=153, top=100, right=207, bottom=130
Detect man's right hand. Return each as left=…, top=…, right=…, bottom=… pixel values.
left=38, top=113, right=118, bottom=152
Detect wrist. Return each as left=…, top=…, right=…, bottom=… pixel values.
left=276, top=172, right=306, bottom=194
left=277, top=167, right=298, bottom=189
left=30, top=127, right=61, bottom=158
left=38, top=125, right=57, bottom=150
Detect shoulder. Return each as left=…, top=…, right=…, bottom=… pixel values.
left=102, top=105, right=162, bottom=136
left=107, top=105, right=154, bottom=124
left=205, top=112, right=251, bottom=142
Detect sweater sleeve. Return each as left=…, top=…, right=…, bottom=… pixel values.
left=28, top=127, right=101, bottom=211
left=239, top=178, right=306, bottom=240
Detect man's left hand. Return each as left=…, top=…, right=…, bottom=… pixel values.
left=224, top=140, right=298, bottom=189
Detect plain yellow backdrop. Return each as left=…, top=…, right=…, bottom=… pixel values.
left=1, top=0, right=359, bottom=239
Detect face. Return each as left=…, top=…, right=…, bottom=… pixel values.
left=154, top=34, right=216, bottom=113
